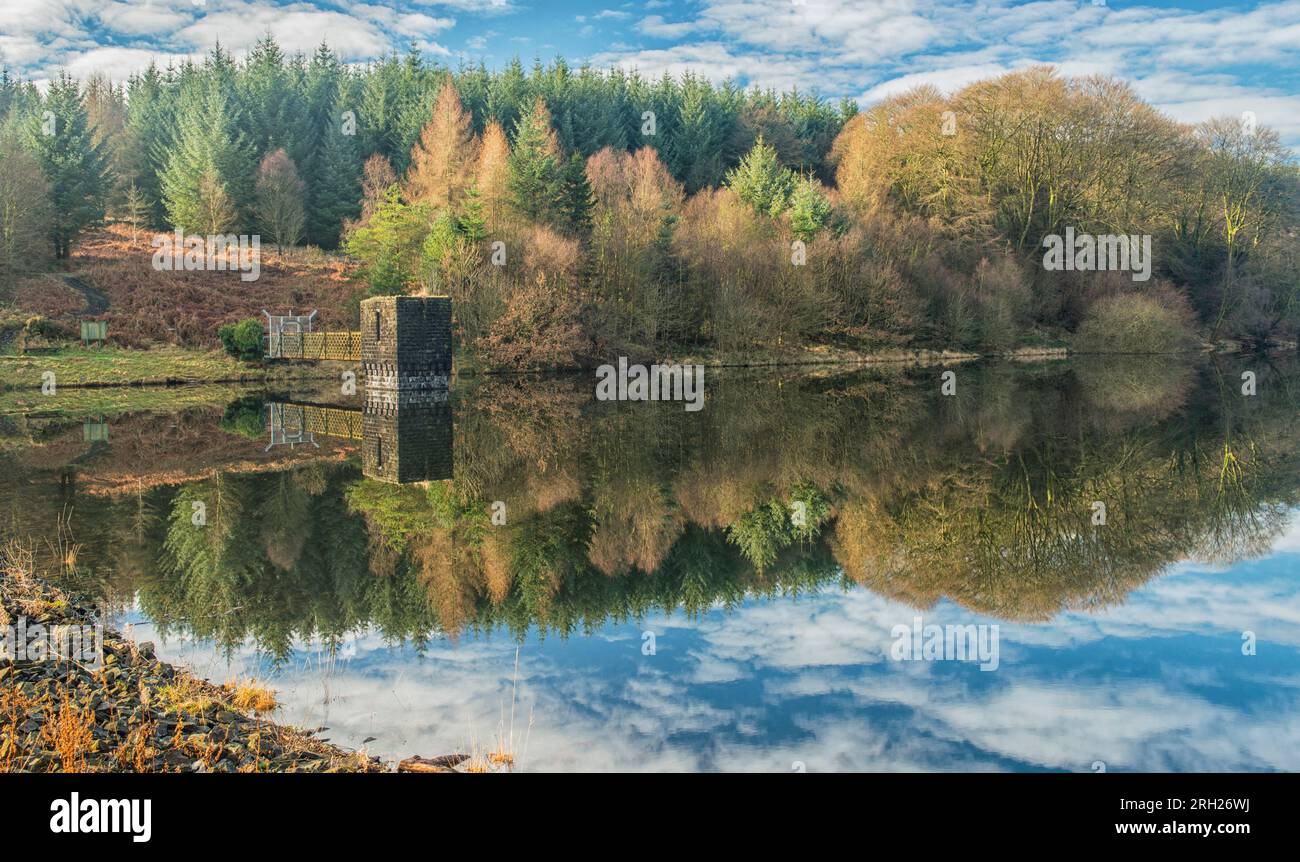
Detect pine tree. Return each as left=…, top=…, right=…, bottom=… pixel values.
left=358, top=54, right=406, bottom=168
left=789, top=176, right=832, bottom=241
left=301, top=43, right=346, bottom=246
left=123, top=181, right=151, bottom=243
left=307, top=98, right=361, bottom=248
left=240, top=36, right=303, bottom=161
left=84, top=74, right=128, bottom=216
left=725, top=134, right=795, bottom=217
left=457, top=183, right=487, bottom=242
left=506, top=97, right=563, bottom=224
left=124, top=64, right=172, bottom=228
left=26, top=73, right=107, bottom=258
left=159, top=82, right=253, bottom=233
left=668, top=74, right=727, bottom=192
left=488, top=58, right=528, bottom=135
left=559, top=152, right=594, bottom=236
left=405, top=80, right=476, bottom=210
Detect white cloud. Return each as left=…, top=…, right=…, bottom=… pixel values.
left=121, top=513, right=1300, bottom=772
left=638, top=15, right=698, bottom=39
left=62, top=46, right=196, bottom=81
left=411, top=0, right=517, bottom=12
left=98, top=1, right=198, bottom=37
left=599, top=0, right=1300, bottom=147
left=176, top=3, right=397, bottom=59
left=3, top=0, right=463, bottom=79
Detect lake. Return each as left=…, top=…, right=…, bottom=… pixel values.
left=3, top=357, right=1298, bottom=771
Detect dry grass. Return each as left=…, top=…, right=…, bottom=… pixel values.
left=1, top=552, right=380, bottom=773
left=1, top=685, right=97, bottom=773
left=227, top=680, right=278, bottom=713
left=0, top=539, right=48, bottom=623
left=40, top=693, right=95, bottom=772
left=10, top=223, right=363, bottom=349
left=0, top=684, right=37, bottom=771
left=462, top=755, right=492, bottom=773
left=455, top=648, right=531, bottom=774
left=114, top=716, right=159, bottom=772
left=155, top=676, right=220, bottom=716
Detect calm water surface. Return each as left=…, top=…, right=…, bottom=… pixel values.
left=4, top=358, right=1298, bottom=771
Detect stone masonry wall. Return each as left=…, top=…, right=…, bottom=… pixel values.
left=361, top=390, right=453, bottom=484
left=360, top=295, right=452, bottom=389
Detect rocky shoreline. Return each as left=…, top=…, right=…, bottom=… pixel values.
left=0, top=569, right=386, bottom=773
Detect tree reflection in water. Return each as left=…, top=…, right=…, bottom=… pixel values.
left=7, top=358, right=1297, bottom=662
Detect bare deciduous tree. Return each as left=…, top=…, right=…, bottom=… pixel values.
left=254, top=148, right=305, bottom=252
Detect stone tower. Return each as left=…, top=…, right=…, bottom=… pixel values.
left=361, top=389, right=454, bottom=484
left=360, top=295, right=452, bottom=389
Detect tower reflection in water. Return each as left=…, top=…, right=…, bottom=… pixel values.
left=264, top=389, right=452, bottom=484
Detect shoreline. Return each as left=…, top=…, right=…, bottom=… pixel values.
left=0, top=569, right=384, bottom=773
left=0, top=341, right=1286, bottom=397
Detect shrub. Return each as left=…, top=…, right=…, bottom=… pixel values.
left=475, top=270, right=589, bottom=370
left=220, top=395, right=266, bottom=439
left=218, top=317, right=264, bottom=360
left=1073, top=289, right=1198, bottom=354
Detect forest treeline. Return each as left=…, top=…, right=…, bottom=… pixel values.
left=1, top=41, right=1298, bottom=367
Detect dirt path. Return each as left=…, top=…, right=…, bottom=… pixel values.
left=62, top=274, right=109, bottom=316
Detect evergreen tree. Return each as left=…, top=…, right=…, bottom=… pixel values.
left=124, top=64, right=172, bottom=227
left=457, top=183, right=487, bottom=242
left=123, top=180, right=151, bottom=242
left=159, top=81, right=253, bottom=233
left=488, top=58, right=528, bottom=137
left=301, top=43, right=344, bottom=245
left=359, top=54, right=407, bottom=169
left=26, top=73, right=107, bottom=258
left=789, top=176, right=832, bottom=241
left=0, top=71, right=41, bottom=137
left=506, top=97, right=562, bottom=224
left=559, top=152, right=594, bottom=236
left=84, top=74, right=128, bottom=215
left=241, top=36, right=304, bottom=162
left=308, top=97, right=361, bottom=248
left=725, top=135, right=795, bottom=217
left=668, top=74, right=728, bottom=192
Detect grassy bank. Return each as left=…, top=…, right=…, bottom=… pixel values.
left=0, top=345, right=341, bottom=392
left=0, top=381, right=248, bottom=417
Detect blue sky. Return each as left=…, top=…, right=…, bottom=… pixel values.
left=3, top=1, right=1299, bottom=144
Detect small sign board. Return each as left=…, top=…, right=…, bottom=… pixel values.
left=83, top=419, right=109, bottom=442
left=80, top=320, right=107, bottom=346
